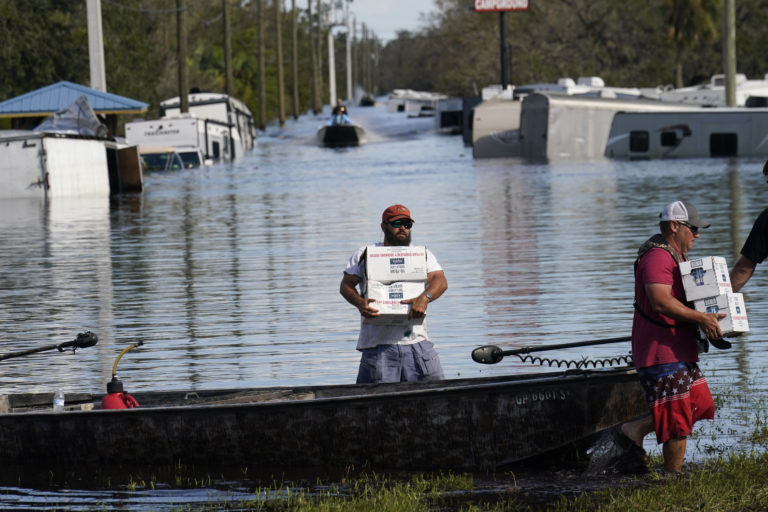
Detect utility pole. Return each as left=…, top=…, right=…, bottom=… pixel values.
left=223, top=0, right=233, bottom=96
left=316, top=0, right=324, bottom=111
left=308, top=0, right=320, bottom=114
left=276, top=0, right=286, bottom=126
left=176, top=0, right=189, bottom=113
left=344, top=1, right=352, bottom=103
left=86, top=0, right=107, bottom=91
left=291, top=0, right=299, bottom=119
left=257, top=0, right=267, bottom=130
left=724, top=0, right=737, bottom=106
left=328, top=29, right=336, bottom=107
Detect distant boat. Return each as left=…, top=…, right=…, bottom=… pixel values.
left=317, top=123, right=366, bottom=147
left=359, top=95, right=376, bottom=107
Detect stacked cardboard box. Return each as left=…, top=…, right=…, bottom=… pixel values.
left=679, top=256, right=749, bottom=336
left=363, top=246, right=427, bottom=325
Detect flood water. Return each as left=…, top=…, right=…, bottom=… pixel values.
left=1, top=100, right=767, bottom=509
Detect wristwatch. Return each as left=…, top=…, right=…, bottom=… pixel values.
left=424, top=291, right=433, bottom=301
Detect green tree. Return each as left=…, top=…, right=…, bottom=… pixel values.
left=659, top=0, right=721, bottom=87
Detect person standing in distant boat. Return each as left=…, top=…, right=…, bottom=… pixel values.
left=331, top=98, right=347, bottom=116
left=730, top=160, right=768, bottom=291
left=619, top=200, right=725, bottom=473
left=340, top=204, right=447, bottom=384
left=329, top=98, right=351, bottom=125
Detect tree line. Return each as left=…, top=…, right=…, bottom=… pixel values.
left=0, top=0, right=382, bottom=130
left=2, top=0, right=768, bottom=132
left=378, top=0, right=768, bottom=98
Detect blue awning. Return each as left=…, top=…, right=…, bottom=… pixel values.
left=0, top=81, right=148, bottom=117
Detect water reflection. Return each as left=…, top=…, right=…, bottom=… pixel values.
left=0, top=105, right=767, bottom=476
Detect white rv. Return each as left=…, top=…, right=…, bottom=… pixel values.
left=471, top=78, right=650, bottom=159
left=125, top=92, right=256, bottom=162
left=161, top=92, right=255, bottom=158
left=518, top=93, right=687, bottom=161
left=125, top=114, right=230, bottom=162
left=649, top=73, right=768, bottom=107
left=605, top=108, right=768, bottom=159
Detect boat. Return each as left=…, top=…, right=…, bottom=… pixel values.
left=126, top=91, right=256, bottom=162
left=317, top=123, right=366, bottom=147
left=0, top=365, right=646, bottom=481
left=359, top=94, right=376, bottom=107
left=604, top=107, right=768, bottom=159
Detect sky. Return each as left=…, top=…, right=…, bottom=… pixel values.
left=346, top=0, right=437, bottom=42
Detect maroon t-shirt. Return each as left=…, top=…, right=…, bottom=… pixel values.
left=631, top=247, right=699, bottom=368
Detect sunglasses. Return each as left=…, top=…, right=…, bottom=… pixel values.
left=389, top=219, right=413, bottom=229
left=678, top=221, right=699, bottom=235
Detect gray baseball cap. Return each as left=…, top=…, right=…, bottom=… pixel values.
left=659, top=200, right=710, bottom=228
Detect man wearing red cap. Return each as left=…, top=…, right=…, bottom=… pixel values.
left=340, top=204, right=448, bottom=383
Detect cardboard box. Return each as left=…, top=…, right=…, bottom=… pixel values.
left=679, top=256, right=732, bottom=302
left=363, top=280, right=425, bottom=325
left=693, top=291, right=749, bottom=336
left=365, top=245, right=428, bottom=284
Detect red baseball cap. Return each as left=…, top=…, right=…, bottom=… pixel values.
left=382, top=204, right=414, bottom=223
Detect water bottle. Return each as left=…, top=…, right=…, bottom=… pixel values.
left=53, top=389, right=65, bottom=412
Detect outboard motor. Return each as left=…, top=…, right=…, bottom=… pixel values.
left=101, top=341, right=142, bottom=410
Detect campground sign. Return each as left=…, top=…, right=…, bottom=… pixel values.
left=474, top=0, right=529, bottom=11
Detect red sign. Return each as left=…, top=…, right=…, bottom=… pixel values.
left=474, top=0, right=529, bottom=11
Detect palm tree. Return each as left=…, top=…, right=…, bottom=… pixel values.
left=661, top=0, right=720, bottom=87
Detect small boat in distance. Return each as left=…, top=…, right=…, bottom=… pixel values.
left=317, top=123, right=366, bottom=147
left=317, top=109, right=366, bottom=147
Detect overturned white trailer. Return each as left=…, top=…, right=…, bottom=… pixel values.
left=605, top=108, right=768, bottom=159
left=0, top=131, right=142, bottom=199
left=519, top=93, right=686, bottom=161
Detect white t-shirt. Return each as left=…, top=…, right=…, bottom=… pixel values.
left=344, top=243, right=442, bottom=350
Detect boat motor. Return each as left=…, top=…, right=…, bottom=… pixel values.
left=101, top=341, right=143, bottom=410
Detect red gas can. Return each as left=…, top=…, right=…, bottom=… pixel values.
left=101, top=376, right=140, bottom=409
left=101, top=392, right=140, bottom=409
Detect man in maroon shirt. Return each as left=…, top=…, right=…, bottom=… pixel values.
left=621, top=200, right=725, bottom=473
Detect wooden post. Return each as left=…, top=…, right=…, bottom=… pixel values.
left=723, top=0, right=737, bottom=107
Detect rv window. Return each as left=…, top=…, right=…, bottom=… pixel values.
left=660, top=132, right=678, bottom=147
left=710, top=133, right=738, bottom=157
left=746, top=96, right=768, bottom=108
left=629, top=131, right=649, bottom=152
